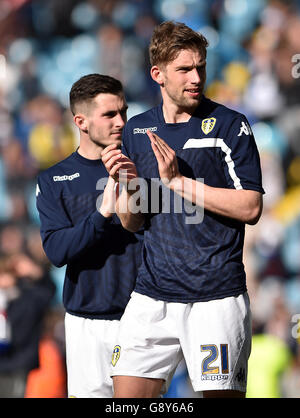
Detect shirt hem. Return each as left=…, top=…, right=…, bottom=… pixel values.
left=65, top=309, right=122, bottom=320
left=133, top=286, right=247, bottom=303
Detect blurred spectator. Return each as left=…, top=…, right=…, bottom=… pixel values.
left=97, top=23, right=123, bottom=81
left=281, top=343, right=300, bottom=397
left=25, top=95, right=78, bottom=170
left=0, top=223, right=25, bottom=256
left=246, top=321, right=292, bottom=398
left=25, top=226, right=50, bottom=268
left=0, top=254, right=55, bottom=398
left=24, top=309, right=66, bottom=398
left=0, top=157, right=12, bottom=222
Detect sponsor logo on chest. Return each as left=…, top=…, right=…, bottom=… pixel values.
left=133, top=126, right=157, bottom=134
left=53, top=172, right=80, bottom=182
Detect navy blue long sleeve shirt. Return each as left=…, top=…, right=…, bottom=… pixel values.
left=36, top=151, right=142, bottom=319
left=122, top=96, right=264, bottom=303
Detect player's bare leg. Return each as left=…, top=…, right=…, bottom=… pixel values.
left=203, top=390, right=245, bottom=398
left=113, top=376, right=164, bottom=398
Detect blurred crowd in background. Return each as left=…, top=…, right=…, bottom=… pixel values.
left=0, top=0, right=300, bottom=398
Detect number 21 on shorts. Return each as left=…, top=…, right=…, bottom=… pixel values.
left=201, top=344, right=229, bottom=374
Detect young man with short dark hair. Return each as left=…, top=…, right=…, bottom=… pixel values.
left=36, top=74, right=142, bottom=397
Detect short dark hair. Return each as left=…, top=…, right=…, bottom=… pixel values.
left=69, top=73, right=123, bottom=115
left=149, top=21, right=209, bottom=67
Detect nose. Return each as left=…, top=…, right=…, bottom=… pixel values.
left=190, top=68, right=201, bottom=84
left=115, top=113, right=126, bottom=127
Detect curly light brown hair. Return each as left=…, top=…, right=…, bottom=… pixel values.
left=149, top=21, right=209, bottom=67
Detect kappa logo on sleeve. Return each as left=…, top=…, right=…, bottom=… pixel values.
left=36, top=184, right=41, bottom=196
left=238, top=121, right=252, bottom=137
left=201, top=118, right=216, bottom=135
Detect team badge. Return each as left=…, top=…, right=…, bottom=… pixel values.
left=201, top=118, right=216, bottom=135
left=112, top=345, right=121, bottom=366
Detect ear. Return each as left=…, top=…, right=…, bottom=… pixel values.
left=150, top=65, right=165, bottom=86
left=74, top=114, right=88, bottom=133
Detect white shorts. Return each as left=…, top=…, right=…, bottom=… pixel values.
left=111, top=291, right=252, bottom=393
left=65, top=313, right=120, bottom=398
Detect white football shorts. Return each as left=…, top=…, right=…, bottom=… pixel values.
left=110, top=291, right=252, bottom=393
left=65, top=313, right=120, bottom=398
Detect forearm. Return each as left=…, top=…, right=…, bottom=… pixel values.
left=100, top=145, right=144, bottom=231
left=38, top=177, right=118, bottom=267
left=41, top=211, right=112, bottom=267
left=169, top=176, right=263, bottom=224
left=116, top=186, right=145, bottom=232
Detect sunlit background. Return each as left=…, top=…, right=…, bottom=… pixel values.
left=0, top=0, right=300, bottom=398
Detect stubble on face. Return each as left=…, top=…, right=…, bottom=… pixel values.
left=160, top=48, right=206, bottom=114
left=87, top=93, right=127, bottom=150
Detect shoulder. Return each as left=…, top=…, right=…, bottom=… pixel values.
left=122, top=107, right=159, bottom=155
left=37, top=154, right=77, bottom=197
left=201, top=97, right=253, bottom=141
left=205, top=97, right=246, bottom=123
left=126, top=106, right=159, bottom=130
left=38, top=154, right=75, bottom=182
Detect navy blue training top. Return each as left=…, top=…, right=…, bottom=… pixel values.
left=36, top=151, right=142, bottom=320
left=122, top=96, right=264, bottom=303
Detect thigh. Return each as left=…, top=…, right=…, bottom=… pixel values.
left=181, top=293, right=252, bottom=394
left=65, top=313, right=120, bottom=398
left=203, top=389, right=245, bottom=398
left=111, top=292, right=183, bottom=395
left=113, top=376, right=165, bottom=398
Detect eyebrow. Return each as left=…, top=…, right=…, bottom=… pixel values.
left=102, top=104, right=128, bottom=116
left=176, top=61, right=206, bottom=70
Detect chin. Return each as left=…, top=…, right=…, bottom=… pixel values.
left=181, top=95, right=202, bottom=108
left=112, top=139, right=122, bottom=148
left=183, top=100, right=200, bottom=111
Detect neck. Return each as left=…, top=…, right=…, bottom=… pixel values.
left=161, top=97, right=200, bottom=124
left=162, top=103, right=194, bottom=123
left=77, top=136, right=103, bottom=160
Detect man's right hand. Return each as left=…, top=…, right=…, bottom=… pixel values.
left=101, top=144, right=138, bottom=186
left=101, top=144, right=144, bottom=232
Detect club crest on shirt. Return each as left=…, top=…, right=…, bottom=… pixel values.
left=112, top=345, right=121, bottom=366
left=201, top=118, right=216, bottom=135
